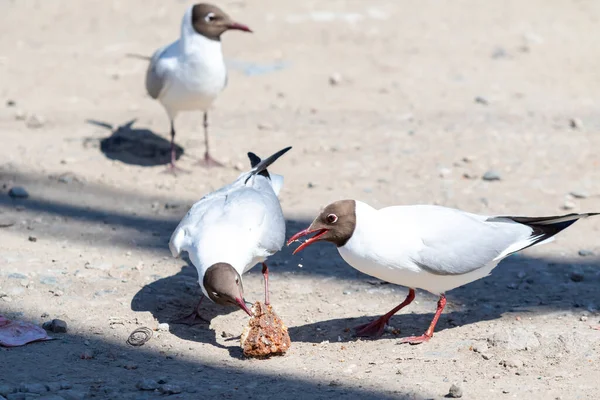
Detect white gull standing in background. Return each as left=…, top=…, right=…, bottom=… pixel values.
left=144, top=3, right=252, bottom=172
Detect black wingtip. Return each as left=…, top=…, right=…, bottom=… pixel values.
left=247, top=152, right=261, bottom=168
left=244, top=146, right=292, bottom=184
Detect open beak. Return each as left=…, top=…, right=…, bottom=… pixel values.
left=236, top=297, right=253, bottom=316
left=226, top=21, right=252, bottom=33
left=286, top=228, right=329, bottom=255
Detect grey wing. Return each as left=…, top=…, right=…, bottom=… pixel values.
left=168, top=193, right=226, bottom=257
left=411, top=209, right=532, bottom=276
left=145, top=45, right=170, bottom=99
left=225, top=187, right=286, bottom=254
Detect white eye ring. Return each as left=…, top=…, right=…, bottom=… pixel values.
left=327, top=213, right=338, bottom=224
left=205, top=12, right=215, bottom=22
left=212, top=292, right=219, bottom=297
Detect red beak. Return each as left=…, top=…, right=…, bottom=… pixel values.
left=227, top=22, right=252, bottom=33
left=286, top=228, right=329, bottom=255
left=236, top=298, right=253, bottom=316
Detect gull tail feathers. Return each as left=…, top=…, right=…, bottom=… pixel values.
left=491, top=212, right=599, bottom=258
left=244, top=146, right=292, bottom=184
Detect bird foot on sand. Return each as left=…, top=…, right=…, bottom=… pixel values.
left=354, top=319, right=387, bottom=338
left=399, top=334, right=431, bottom=345
left=195, top=154, right=224, bottom=168
left=162, top=164, right=190, bottom=176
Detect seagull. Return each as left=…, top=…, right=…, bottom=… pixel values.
left=169, top=146, right=291, bottom=324
left=145, top=3, right=252, bottom=172
left=288, top=200, right=598, bottom=344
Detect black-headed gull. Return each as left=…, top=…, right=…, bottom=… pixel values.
left=145, top=3, right=252, bottom=171
left=169, top=146, right=291, bottom=324
left=288, top=200, right=598, bottom=344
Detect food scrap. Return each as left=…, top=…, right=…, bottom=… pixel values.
left=240, top=302, right=291, bottom=358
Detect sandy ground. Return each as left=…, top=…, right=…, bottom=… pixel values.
left=1, top=0, right=600, bottom=399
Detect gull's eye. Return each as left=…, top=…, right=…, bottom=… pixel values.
left=212, top=292, right=219, bottom=298
left=326, top=213, right=338, bottom=224
left=235, top=278, right=239, bottom=284
left=205, top=12, right=216, bottom=22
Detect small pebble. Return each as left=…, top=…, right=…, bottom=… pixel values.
left=221, top=331, right=234, bottom=338
left=0, top=385, right=15, bottom=397
left=57, top=391, right=84, bottom=400
left=28, top=236, right=37, bottom=243
left=578, top=249, right=594, bottom=257
left=570, top=191, right=588, bottom=199
left=159, top=385, right=182, bottom=395
left=504, top=358, right=523, bottom=368
left=569, top=118, right=583, bottom=130
left=124, top=362, right=138, bottom=370
left=19, top=383, right=48, bottom=394
left=43, top=319, right=68, bottom=333
left=474, top=96, right=489, bottom=105
left=136, top=379, right=159, bottom=391
left=570, top=271, right=584, bottom=282
left=329, top=73, right=343, bottom=86
left=481, top=353, right=493, bottom=360
left=6, top=100, right=16, bottom=107
left=26, top=114, right=46, bottom=129
left=562, top=200, right=576, bottom=210
left=80, top=350, right=94, bottom=360
left=157, top=323, right=169, bottom=332
left=447, top=383, right=463, bottom=398
left=439, top=168, right=452, bottom=178
left=257, top=122, right=273, bottom=131
left=342, top=290, right=351, bottom=295
left=482, top=170, right=501, bottom=181
left=14, top=109, right=27, bottom=120
left=8, top=187, right=29, bottom=199
left=38, top=395, right=66, bottom=400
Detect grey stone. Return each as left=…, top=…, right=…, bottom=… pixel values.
left=488, top=328, right=540, bottom=351
left=136, top=379, right=158, bottom=391
left=329, top=73, right=343, bottom=86
left=26, top=114, right=46, bottom=129
left=38, top=396, right=66, bottom=400
left=578, top=249, right=594, bottom=257
left=58, top=383, right=72, bottom=391
left=482, top=170, right=501, bottom=181
left=159, top=385, right=182, bottom=395
left=504, top=357, right=523, bottom=368
left=19, top=384, right=47, bottom=394
left=8, top=187, right=29, bottom=199
left=157, top=323, right=169, bottom=332
left=446, top=384, right=463, bottom=398
left=474, top=96, right=489, bottom=105
left=569, top=118, right=583, bottom=130
left=570, top=271, right=584, bottom=282
left=570, top=191, right=588, bottom=199
left=42, top=319, right=67, bottom=333
left=8, top=273, right=28, bottom=280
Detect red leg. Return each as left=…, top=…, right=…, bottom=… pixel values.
left=262, top=262, right=270, bottom=305
left=355, top=288, right=416, bottom=337
left=162, top=120, right=189, bottom=175
left=195, top=112, right=224, bottom=168
left=171, top=296, right=210, bottom=326
left=399, top=294, right=446, bottom=345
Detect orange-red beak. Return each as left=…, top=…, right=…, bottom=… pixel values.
left=287, top=228, right=328, bottom=255
left=227, top=22, right=252, bottom=33
left=235, top=297, right=253, bottom=316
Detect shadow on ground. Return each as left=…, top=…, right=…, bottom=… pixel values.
left=0, top=314, right=425, bottom=400
left=87, top=119, right=183, bottom=167
left=2, top=167, right=600, bottom=351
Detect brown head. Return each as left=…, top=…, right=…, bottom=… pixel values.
left=287, top=200, right=357, bottom=254
left=203, top=262, right=252, bottom=316
left=191, top=3, right=252, bottom=41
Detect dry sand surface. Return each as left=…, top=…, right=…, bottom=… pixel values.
left=1, top=0, right=600, bottom=399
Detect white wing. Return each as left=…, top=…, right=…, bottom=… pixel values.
left=145, top=41, right=178, bottom=99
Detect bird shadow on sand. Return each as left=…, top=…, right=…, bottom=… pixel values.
left=130, top=257, right=246, bottom=356
left=86, top=119, right=183, bottom=166
left=285, top=252, right=600, bottom=345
